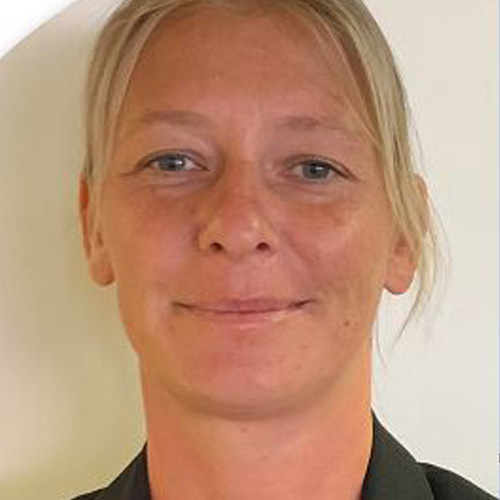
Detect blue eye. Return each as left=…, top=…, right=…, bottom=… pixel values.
left=146, top=153, right=199, bottom=172
left=293, top=159, right=344, bottom=182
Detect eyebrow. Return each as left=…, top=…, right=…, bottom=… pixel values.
left=124, top=109, right=359, bottom=138
left=132, top=109, right=212, bottom=130
left=274, top=114, right=355, bottom=134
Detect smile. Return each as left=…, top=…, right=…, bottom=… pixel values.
left=176, top=300, right=310, bottom=326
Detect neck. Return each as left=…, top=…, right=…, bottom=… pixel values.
left=142, top=353, right=372, bottom=500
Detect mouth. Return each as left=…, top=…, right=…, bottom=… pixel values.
left=175, top=299, right=311, bottom=325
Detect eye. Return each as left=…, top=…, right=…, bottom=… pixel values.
left=290, top=157, right=346, bottom=183
left=143, top=152, right=203, bottom=173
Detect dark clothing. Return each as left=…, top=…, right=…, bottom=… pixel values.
left=71, top=414, right=496, bottom=499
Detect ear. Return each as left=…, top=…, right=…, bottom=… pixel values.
left=384, top=175, right=429, bottom=295
left=384, top=230, right=417, bottom=295
left=79, top=174, right=115, bottom=286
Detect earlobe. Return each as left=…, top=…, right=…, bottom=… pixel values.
left=384, top=175, right=429, bottom=295
left=79, top=174, right=115, bottom=286
left=384, top=232, right=417, bottom=295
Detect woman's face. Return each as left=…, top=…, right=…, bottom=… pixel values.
left=81, top=6, right=415, bottom=417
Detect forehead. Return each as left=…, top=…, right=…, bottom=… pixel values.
left=119, top=4, right=368, bottom=137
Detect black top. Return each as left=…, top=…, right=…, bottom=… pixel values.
left=71, top=414, right=496, bottom=500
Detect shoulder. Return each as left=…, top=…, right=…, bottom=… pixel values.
left=421, top=462, right=497, bottom=500
left=69, top=490, right=105, bottom=500
left=363, top=414, right=497, bottom=500
left=67, top=445, right=150, bottom=500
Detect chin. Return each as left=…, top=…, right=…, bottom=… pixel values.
left=146, top=357, right=340, bottom=420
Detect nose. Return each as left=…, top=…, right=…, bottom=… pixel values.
left=197, top=168, right=279, bottom=261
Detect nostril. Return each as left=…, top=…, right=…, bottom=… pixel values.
left=256, top=242, right=270, bottom=251
left=210, top=242, right=224, bottom=252
left=208, top=241, right=269, bottom=253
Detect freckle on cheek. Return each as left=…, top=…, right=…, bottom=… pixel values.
left=343, top=320, right=351, bottom=327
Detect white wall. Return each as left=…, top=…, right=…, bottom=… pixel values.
left=365, top=1, right=498, bottom=496
left=0, top=1, right=497, bottom=499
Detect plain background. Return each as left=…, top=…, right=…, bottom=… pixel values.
left=0, top=1, right=498, bottom=499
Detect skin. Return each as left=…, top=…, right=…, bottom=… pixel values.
left=80, top=5, right=416, bottom=500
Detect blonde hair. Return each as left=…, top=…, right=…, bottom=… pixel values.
left=83, top=0, right=439, bottom=324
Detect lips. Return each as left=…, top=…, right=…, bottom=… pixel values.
left=175, top=298, right=309, bottom=327
left=177, top=298, right=309, bottom=314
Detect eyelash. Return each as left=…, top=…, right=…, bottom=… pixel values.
left=143, top=152, right=201, bottom=172
left=290, top=156, right=346, bottom=182
left=141, top=151, right=347, bottom=183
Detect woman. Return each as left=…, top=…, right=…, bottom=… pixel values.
left=75, top=0, right=495, bottom=498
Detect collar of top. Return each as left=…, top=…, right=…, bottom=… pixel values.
left=92, top=412, right=434, bottom=500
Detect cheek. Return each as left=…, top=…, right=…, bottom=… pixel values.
left=292, top=199, right=393, bottom=320
left=102, top=192, right=190, bottom=286
left=100, top=193, right=194, bottom=355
